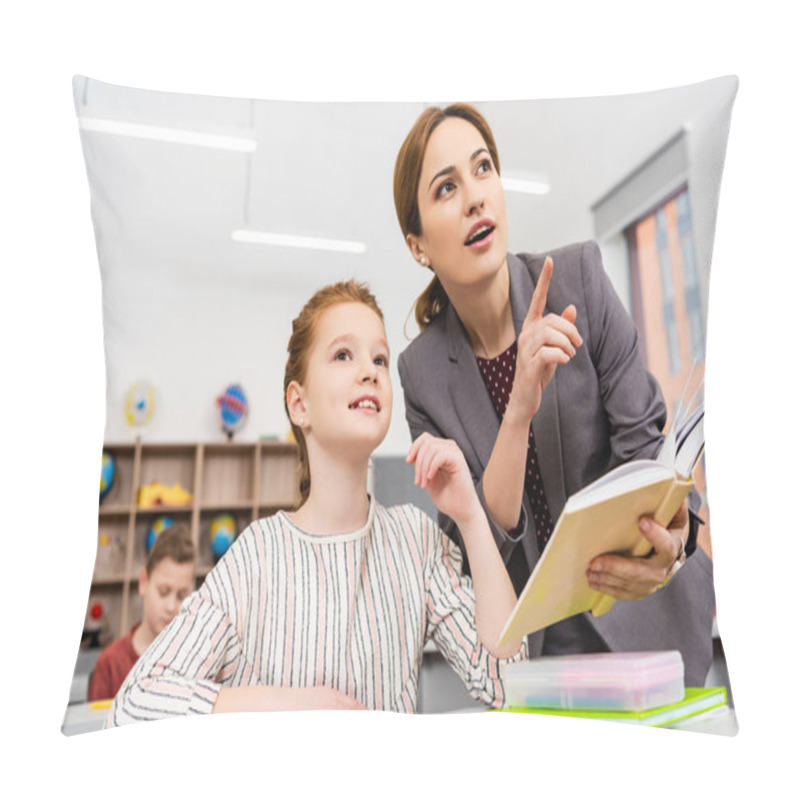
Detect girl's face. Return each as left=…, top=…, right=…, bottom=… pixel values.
left=291, top=302, right=392, bottom=457
left=407, top=116, right=508, bottom=292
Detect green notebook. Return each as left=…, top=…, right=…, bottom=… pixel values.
left=495, top=687, right=728, bottom=727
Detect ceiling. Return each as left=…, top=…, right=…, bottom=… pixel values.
left=74, top=75, right=736, bottom=300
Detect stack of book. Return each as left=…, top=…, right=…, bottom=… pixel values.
left=496, top=651, right=728, bottom=728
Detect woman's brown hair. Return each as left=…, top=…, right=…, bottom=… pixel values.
left=393, top=103, right=501, bottom=330
left=283, top=280, right=384, bottom=505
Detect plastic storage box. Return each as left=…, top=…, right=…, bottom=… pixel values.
left=502, top=650, right=685, bottom=712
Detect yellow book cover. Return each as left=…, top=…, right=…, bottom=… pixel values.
left=497, top=466, right=693, bottom=645
left=497, top=382, right=705, bottom=646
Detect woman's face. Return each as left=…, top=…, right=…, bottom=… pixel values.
left=292, top=302, right=392, bottom=458
left=408, top=116, right=508, bottom=292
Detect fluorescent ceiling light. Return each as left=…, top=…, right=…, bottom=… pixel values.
left=77, top=117, right=257, bottom=152
left=502, top=176, right=550, bottom=195
left=232, top=230, right=367, bottom=254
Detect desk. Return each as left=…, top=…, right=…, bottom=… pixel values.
left=662, top=705, right=738, bottom=735
left=60, top=697, right=737, bottom=737
left=490, top=703, right=738, bottom=734
left=421, top=632, right=736, bottom=732
left=62, top=701, right=110, bottom=736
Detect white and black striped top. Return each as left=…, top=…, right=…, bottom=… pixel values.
left=109, top=498, right=526, bottom=724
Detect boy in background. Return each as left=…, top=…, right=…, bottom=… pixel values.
left=89, top=522, right=196, bottom=701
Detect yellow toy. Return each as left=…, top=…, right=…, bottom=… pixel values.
left=137, top=482, right=193, bottom=508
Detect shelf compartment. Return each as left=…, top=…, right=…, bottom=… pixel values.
left=126, top=592, right=144, bottom=632
left=99, top=505, right=134, bottom=517
left=135, top=504, right=194, bottom=516
left=90, top=572, right=127, bottom=586
left=136, top=444, right=196, bottom=506
left=98, top=444, right=136, bottom=508
left=197, top=508, right=249, bottom=573
left=256, top=504, right=299, bottom=518
left=130, top=510, right=193, bottom=579
left=258, top=445, right=300, bottom=507
left=93, top=516, right=129, bottom=578
left=84, top=585, right=127, bottom=646
left=200, top=500, right=256, bottom=513
left=200, top=443, right=256, bottom=506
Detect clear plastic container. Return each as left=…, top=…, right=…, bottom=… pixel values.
left=502, top=650, right=685, bottom=711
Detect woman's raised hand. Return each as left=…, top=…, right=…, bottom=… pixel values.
left=407, top=433, right=482, bottom=525
left=507, top=256, right=583, bottom=424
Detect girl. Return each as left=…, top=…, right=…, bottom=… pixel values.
left=109, top=280, right=525, bottom=724
left=393, top=103, right=715, bottom=687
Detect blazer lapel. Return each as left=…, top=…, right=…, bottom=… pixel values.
left=444, top=303, right=501, bottom=474
left=507, top=254, right=568, bottom=521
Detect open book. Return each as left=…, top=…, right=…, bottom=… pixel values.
left=497, top=389, right=705, bottom=647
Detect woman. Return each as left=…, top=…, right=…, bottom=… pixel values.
left=394, top=103, right=715, bottom=687
left=108, top=280, right=524, bottom=725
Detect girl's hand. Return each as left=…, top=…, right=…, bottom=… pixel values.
left=507, top=256, right=583, bottom=424
left=213, top=685, right=367, bottom=713
left=282, top=687, right=367, bottom=711
left=407, top=433, right=481, bottom=525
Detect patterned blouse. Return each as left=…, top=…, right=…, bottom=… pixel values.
left=109, top=498, right=526, bottom=724
left=475, top=340, right=555, bottom=549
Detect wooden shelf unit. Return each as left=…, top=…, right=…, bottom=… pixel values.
left=90, top=439, right=300, bottom=643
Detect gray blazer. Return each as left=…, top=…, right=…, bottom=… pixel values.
left=398, top=241, right=716, bottom=686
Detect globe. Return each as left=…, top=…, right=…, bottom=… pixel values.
left=217, top=383, right=248, bottom=439
left=210, top=513, right=237, bottom=560
left=100, top=451, right=116, bottom=500
left=146, top=515, right=174, bottom=554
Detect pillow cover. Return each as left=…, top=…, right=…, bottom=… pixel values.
left=65, top=75, right=738, bottom=735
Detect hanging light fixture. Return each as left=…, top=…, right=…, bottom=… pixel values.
left=77, top=117, right=258, bottom=152
left=231, top=230, right=367, bottom=253
left=501, top=175, right=550, bottom=195
left=230, top=99, right=366, bottom=255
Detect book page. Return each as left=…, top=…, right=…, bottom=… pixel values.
left=567, top=460, right=673, bottom=511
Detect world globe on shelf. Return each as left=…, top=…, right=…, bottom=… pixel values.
left=125, top=381, right=155, bottom=427
left=210, top=513, right=237, bottom=560
left=217, top=383, right=248, bottom=440
left=146, top=516, right=174, bottom=554
left=100, top=451, right=115, bottom=500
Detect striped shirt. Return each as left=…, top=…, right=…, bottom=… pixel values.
left=109, top=498, right=526, bottom=724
